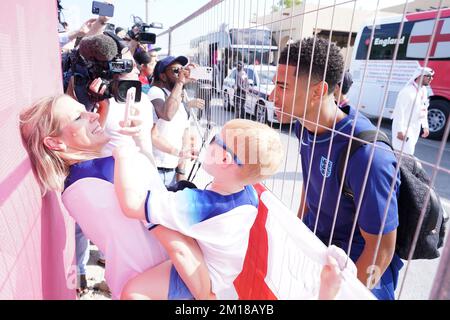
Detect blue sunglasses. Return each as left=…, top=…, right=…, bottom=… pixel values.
left=210, top=134, right=243, bottom=167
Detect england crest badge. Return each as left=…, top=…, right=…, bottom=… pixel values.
left=320, top=156, right=333, bottom=178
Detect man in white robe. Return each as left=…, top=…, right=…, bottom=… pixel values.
left=391, top=66, right=434, bottom=155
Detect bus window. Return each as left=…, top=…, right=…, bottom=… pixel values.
left=229, top=29, right=275, bottom=47
left=355, top=22, right=414, bottom=60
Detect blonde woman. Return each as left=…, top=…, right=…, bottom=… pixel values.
left=19, top=94, right=212, bottom=300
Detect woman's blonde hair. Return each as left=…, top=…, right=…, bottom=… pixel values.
left=19, top=94, right=99, bottom=195
left=222, top=119, right=284, bottom=184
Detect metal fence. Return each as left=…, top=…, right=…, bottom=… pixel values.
left=157, top=0, right=450, bottom=299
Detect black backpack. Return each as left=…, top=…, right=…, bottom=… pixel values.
left=337, top=130, right=448, bottom=260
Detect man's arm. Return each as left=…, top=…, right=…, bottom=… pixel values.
left=151, top=124, right=180, bottom=156
left=355, top=229, right=396, bottom=289
left=177, top=128, right=198, bottom=181
left=59, top=18, right=97, bottom=47
left=153, top=83, right=185, bottom=121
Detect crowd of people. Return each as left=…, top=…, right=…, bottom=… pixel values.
left=18, top=5, right=356, bottom=300
left=18, top=0, right=442, bottom=301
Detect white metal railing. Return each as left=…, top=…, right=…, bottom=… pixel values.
left=157, top=0, right=450, bottom=300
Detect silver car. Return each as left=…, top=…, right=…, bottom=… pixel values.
left=222, top=65, right=279, bottom=124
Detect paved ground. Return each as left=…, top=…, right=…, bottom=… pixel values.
left=82, top=95, right=449, bottom=300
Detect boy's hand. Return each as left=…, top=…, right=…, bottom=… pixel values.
left=318, top=245, right=356, bottom=300
left=319, top=255, right=342, bottom=300
left=178, top=148, right=198, bottom=161
left=326, top=245, right=357, bottom=275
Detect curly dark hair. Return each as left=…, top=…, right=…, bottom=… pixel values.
left=279, top=37, right=344, bottom=94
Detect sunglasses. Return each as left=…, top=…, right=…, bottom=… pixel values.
left=210, top=134, right=243, bottom=167
left=170, top=67, right=182, bottom=75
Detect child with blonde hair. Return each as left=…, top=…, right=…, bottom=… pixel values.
left=114, top=118, right=343, bottom=299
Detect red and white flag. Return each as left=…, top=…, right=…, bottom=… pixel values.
left=407, top=18, right=450, bottom=59
left=234, top=184, right=375, bottom=300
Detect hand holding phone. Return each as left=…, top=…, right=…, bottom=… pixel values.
left=189, top=66, right=213, bottom=81
left=92, top=1, right=114, bottom=17
left=124, top=87, right=136, bottom=126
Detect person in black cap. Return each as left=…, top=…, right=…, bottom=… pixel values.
left=334, top=71, right=353, bottom=108
left=133, top=50, right=153, bottom=94
left=148, top=56, right=200, bottom=188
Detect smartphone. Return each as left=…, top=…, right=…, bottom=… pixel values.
left=189, top=66, right=213, bottom=81
left=124, top=87, right=136, bottom=126
left=92, top=1, right=114, bottom=17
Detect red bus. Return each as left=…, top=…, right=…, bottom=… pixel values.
left=349, top=8, right=450, bottom=140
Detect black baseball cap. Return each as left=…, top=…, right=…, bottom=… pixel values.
left=339, top=71, right=354, bottom=95
left=133, top=50, right=151, bottom=65
left=153, top=55, right=188, bottom=80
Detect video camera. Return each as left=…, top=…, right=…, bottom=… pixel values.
left=127, top=15, right=162, bottom=44
left=62, top=31, right=142, bottom=111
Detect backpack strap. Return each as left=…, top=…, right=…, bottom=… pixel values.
left=337, top=130, right=392, bottom=199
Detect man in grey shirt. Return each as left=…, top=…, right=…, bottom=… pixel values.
left=234, top=61, right=249, bottom=119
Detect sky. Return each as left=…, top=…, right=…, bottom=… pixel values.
left=60, top=0, right=210, bottom=32
left=59, top=0, right=413, bottom=54
left=60, top=0, right=412, bottom=33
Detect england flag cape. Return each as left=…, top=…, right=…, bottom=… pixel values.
left=234, top=183, right=375, bottom=300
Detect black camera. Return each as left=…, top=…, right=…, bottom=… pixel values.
left=62, top=32, right=142, bottom=111
left=127, top=24, right=156, bottom=44
left=85, top=58, right=134, bottom=80
left=127, top=16, right=162, bottom=44
left=95, top=78, right=142, bottom=104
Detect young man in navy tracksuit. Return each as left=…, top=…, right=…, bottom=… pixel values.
left=270, top=37, right=403, bottom=300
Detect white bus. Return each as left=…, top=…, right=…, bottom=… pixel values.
left=189, top=23, right=278, bottom=90
left=349, top=9, right=450, bottom=140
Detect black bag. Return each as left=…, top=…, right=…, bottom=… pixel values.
left=337, top=130, right=448, bottom=260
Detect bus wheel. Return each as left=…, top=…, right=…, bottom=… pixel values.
left=428, top=99, right=449, bottom=141
left=256, top=101, right=267, bottom=124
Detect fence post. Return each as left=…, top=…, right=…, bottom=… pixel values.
left=168, top=28, right=172, bottom=56
left=430, top=229, right=450, bottom=299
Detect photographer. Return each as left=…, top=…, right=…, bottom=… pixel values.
left=62, top=32, right=156, bottom=294
left=148, top=56, right=206, bottom=186
left=126, top=21, right=156, bottom=56
left=133, top=50, right=154, bottom=95
left=76, top=33, right=155, bottom=156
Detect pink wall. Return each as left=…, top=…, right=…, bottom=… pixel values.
left=0, top=0, right=75, bottom=299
